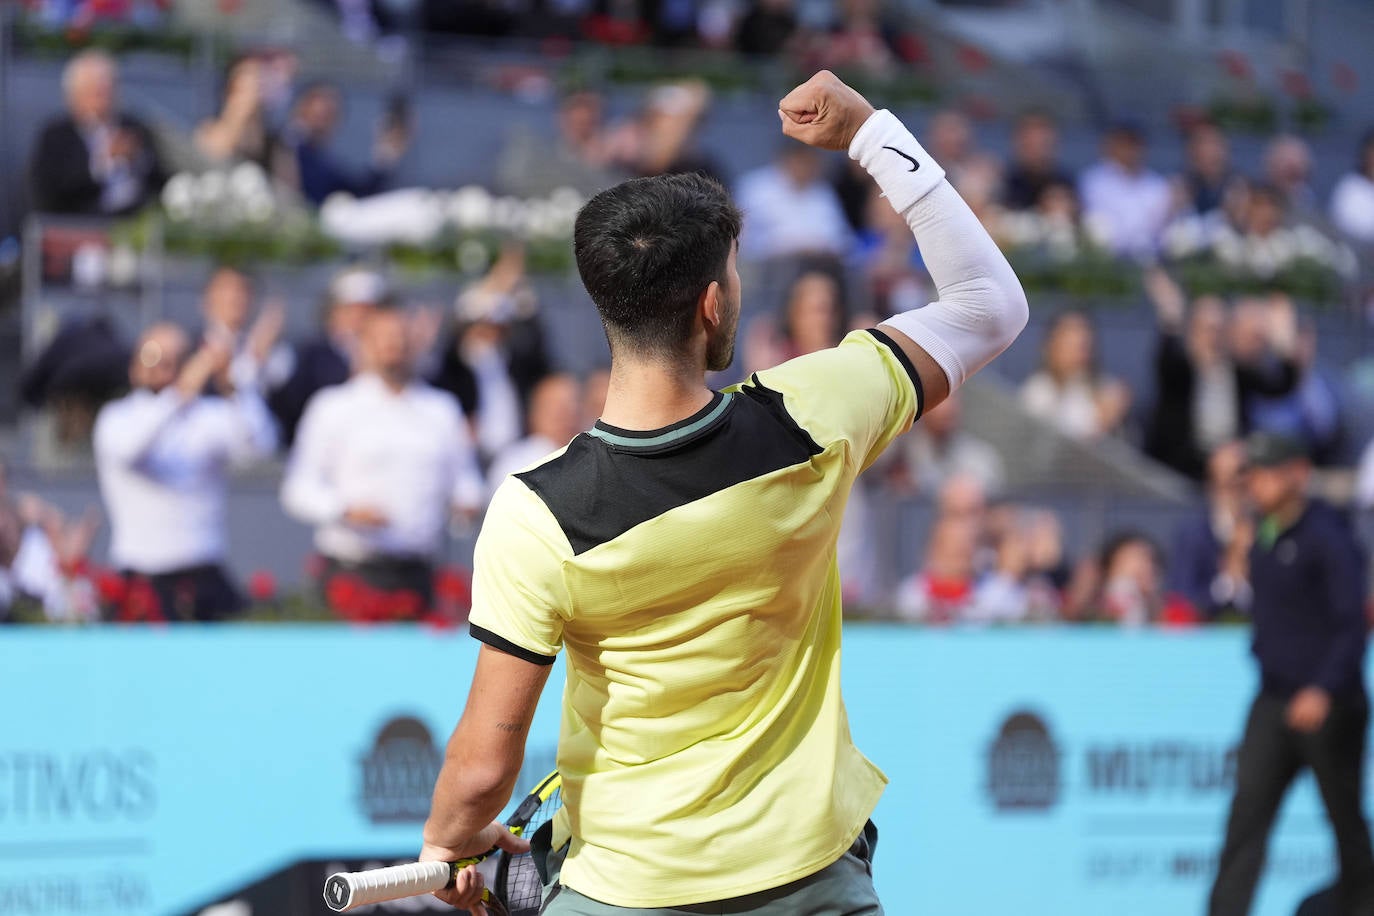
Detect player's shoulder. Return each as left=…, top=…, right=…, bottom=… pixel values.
left=482, top=470, right=572, bottom=548
left=752, top=328, right=909, bottom=393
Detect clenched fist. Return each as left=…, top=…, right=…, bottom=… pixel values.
left=778, top=70, right=877, bottom=151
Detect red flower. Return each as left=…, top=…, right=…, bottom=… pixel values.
left=896, top=34, right=928, bottom=66
left=326, top=574, right=366, bottom=621
left=422, top=612, right=460, bottom=632
left=582, top=14, right=649, bottom=45
left=1159, top=594, right=1201, bottom=628
left=1171, top=104, right=1208, bottom=133
left=1218, top=50, right=1253, bottom=81
left=95, top=569, right=128, bottom=606
left=961, top=94, right=997, bottom=121
left=956, top=44, right=990, bottom=75
left=1280, top=69, right=1312, bottom=100
left=248, top=571, right=277, bottom=603
left=120, top=578, right=164, bottom=624
left=1333, top=62, right=1358, bottom=93
left=389, top=591, right=424, bottom=621
left=436, top=567, right=472, bottom=605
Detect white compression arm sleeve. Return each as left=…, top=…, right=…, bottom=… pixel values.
left=849, top=109, right=1028, bottom=391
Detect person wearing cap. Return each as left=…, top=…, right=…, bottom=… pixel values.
left=1078, top=121, right=1172, bottom=260
left=267, top=266, right=385, bottom=447
left=1209, top=431, right=1374, bottom=916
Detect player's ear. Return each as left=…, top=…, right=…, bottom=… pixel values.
left=700, top=280, right=722, bottom=331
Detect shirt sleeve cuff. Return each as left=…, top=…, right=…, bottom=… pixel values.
left=848, top=109, right=946, bottom=213
left=470, top=623, right=557, bottom=666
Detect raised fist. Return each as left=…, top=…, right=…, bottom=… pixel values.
left=778, top=70, right=877, bottom=152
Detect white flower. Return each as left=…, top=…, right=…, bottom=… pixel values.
left=525, top=201, right=563, bottom=239
left=999, top=212, right=1039, bottom=247
left=1263, top=230, right=1297, bottom=268
left=195, top=171, right=228, bottom=210
left=1082, top=212, right=1114, bottom=250
left=550, top=187, right=584, bottom=219
left=244, top=190, right=275, bottom=223
left=1244, top=237, right=1279, bottom=277
left=162, top=173, right=196, bottom=221
left=1045, top=224, right=1079, bottom=262
left=320, top=189, right=443, bottom=246
left=107, top=245, right=139, bottom=287
left=1292, top=225, right=1331, bottom=260
left=1212, top=228, right=1245, bottom=267
left=228, top=162, right=270, bottom=202
left=449, top=186, right=494, bottom=230
left=1162, top=216, right=1205, bottom=259
left=458, top=239, right=491, bottom=274
left=491, top=197, right=528, bottom=234
left=1333, top=241, right=1359, bottom=279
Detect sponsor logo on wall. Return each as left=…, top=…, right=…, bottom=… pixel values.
left=981, top=708, right=1333, bottom=887
left=359, top=716, right=442, bottom=824
left=986, top=709, right=1061, bottom=812
left=0, top=749, right=158, bottom=913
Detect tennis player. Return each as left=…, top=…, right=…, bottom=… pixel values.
left=419, top=71, right=1029, bottom=914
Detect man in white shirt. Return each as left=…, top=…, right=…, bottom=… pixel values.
left=735, top=143, right=854, bottom=261
left=94, top=323, right=277, bottom=621
left=1079, top=122, right=1173, bottom=260
left=281, top=306, right=485, bottom=620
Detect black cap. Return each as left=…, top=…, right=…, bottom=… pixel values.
left=1242, top=431, right=1308, bottom=469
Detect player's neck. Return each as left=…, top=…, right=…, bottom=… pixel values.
left=598, top=361, right=713, bottom=432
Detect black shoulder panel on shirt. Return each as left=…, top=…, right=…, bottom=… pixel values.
left=515, top=380, right=822, bottom=555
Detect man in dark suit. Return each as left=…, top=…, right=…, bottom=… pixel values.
left=281, top=82, right=409, bottom=207
left=28, top=50, right=166, bottom=216
left=1143, top=269, right=1299, bottom=480
left=267, top=267, right=383, bottom=447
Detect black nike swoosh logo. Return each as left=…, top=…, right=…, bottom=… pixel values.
left=882, top=146, right=920, bottom=172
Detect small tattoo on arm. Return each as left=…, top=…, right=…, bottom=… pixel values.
left=495, top=722, right=522, bottom=733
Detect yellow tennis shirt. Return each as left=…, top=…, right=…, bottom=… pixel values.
left=468, top=329, right=922, bottom=907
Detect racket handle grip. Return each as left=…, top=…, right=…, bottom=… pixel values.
left=323, top=860, right=453, bottom=911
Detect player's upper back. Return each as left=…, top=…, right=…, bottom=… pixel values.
left=469, top=329, right=920, bottom=718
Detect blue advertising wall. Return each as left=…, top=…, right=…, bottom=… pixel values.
left=0, top=626, right=1365, bottom=916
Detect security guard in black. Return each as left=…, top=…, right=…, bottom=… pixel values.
left=1210, top=432, right=1374, bottom=916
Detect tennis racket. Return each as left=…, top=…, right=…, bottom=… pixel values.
left=323, top=770, right=562, bottom=914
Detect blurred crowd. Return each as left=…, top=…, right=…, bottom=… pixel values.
left=5, top=25, right=1374, bottom=626
left=313, top=0, right=927, bottom=74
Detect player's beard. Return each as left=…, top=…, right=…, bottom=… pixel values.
left=705, top=291, right=740, bottom=372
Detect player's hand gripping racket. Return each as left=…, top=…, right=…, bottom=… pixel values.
left=323, top=770, right=562, bottom=914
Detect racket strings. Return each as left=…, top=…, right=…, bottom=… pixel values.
left=502, top=787, right=562, bottom=915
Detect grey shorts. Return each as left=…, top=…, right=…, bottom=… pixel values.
left=530, top=820, right=883, bottom=916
